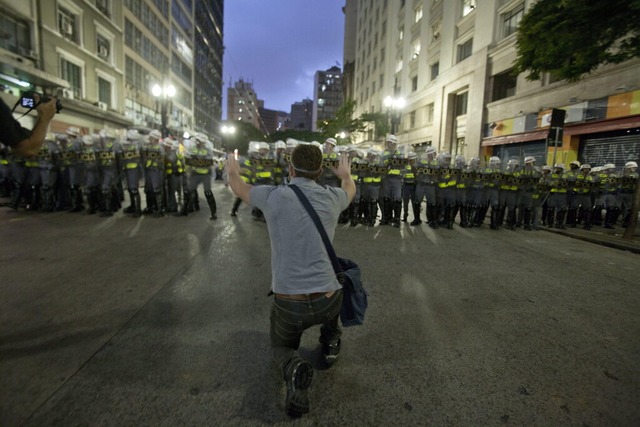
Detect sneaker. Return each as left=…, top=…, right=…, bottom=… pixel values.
left=285, top=360, right=313, bottom=418
left=323, top=339, right=341, bottom=367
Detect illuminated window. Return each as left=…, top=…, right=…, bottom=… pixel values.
left=462, top=0, right=476, bottom=17
left=414, top=5, right=423, bottom=23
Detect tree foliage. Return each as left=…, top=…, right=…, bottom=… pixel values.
left=317, top=100, right=366, bottom=144
left=360, top=112, right=390, bottom=140
left=220, top=120, right=266, bottom=155
left=269, top=129, right=324, bottom=143
left=514, top=0, right=640, bottom=82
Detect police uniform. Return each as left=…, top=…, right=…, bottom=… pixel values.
left=499, top=160, right=521, bottom=230
left=483, top=157, right=502, bottom=229
left=401, top=154, right=417, bottom=223
left=570, top=165, right=595, bottom=229
left=163, top=138, right=184, bottom=214
left=37, top=135, right=60, bottom=212
left=436, top=153, right=456, bottom=229
left=142, top=130, right=165, bottom=217
left=96, top=130, right=123, bottom=216
left=362, top=150, right=384, bottom=226
left=545, top=164, right=568, bottom=228
left=121, top=130, right=143, bottom=217
left=66, top=128, right=85, bottom=212
left=380, top=135, right=403, bottom=226
left=185, top=134, right=217, bottom=220
left=620, top=162, right=638, bottom=227
left=518, top=158, right=541, bottom=231
left=414, top=149, right=439, bottom=228
left=466, top=157, right=484, bottom=227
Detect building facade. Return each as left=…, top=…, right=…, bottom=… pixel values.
left=312, top=65, right=343, bottom=132
left=290, top=98, right=313, bottom=131
left=0, top=0, right=223, bottom=142
left=345, top=0, right=640, bottom=166
left=226, top=78, right=263, bottom=132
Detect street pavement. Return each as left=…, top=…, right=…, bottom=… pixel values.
left=1, top=183, right=639, bottom=426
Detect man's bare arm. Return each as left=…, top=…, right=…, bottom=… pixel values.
left=226, top=154, right=253, bottom=204
left=332, top=153, right=356, bottom=202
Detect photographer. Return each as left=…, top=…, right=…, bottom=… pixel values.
left=0, top=95, right=57, bottom=157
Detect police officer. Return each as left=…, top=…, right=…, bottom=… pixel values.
left=0, top=143, right=11, bottom=198
left=121, top=129, right=143, bottom=217
left=80, top=135, right=101, bottom=214
left=380, top=135, right=403, bottom=227
left=185, top=133, right=217, bottom=220
left=37, top=132, right=60, bottom=212
left=518, top=156, right=540, bottom=231
left=362, top=148, right=384, bottom=226
left=466, top=157, right=484, bottom=228
left=570, top=164, right=595, bottom=229
left=24, top=142, right=40, bottom=210
left=273, top=140, right=288, bottom=185
left=436, top=152, right=455, bottom=229
left=319, top=138, right=340, bottom=188
left=96, top=129, right=123, bottom=217
left=453, top=154, right=469, bottom=227
left=413, top=146, right=439, bottom=227
left=600, top=163, right=620, bottom=228
left=564, top=160, right=581, bottom=227
left=348, top=146, right=367, bottom=226
left=66, top=127, right=85, bottom=212
left=482, top=156, right=502, bottom=229
left=545, top=163, right=568, bottom=228
left=401, top=152, right=417, bottom=223
left=500, top=159, right=520, bottom=230
left=162, top=137, right=183, bottom=214
left=142, top=130, right=164, bottom=217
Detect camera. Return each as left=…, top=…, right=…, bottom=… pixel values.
left=19, top=91, right=63, bottom=114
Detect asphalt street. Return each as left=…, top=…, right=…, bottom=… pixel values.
left=1, top=182, right=639, bottom=426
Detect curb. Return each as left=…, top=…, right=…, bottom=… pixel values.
left=540, top=227, right=640, bottom=254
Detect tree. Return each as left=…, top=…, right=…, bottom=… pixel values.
left=269, top=129, right=324, bottom=144
left=514, top=0, right=640, bottom=82
left=317, top=100, right=365, bottom=144
left=360, top=112, right=390, bottom=141
left=220, top=120, right=266, bottom=155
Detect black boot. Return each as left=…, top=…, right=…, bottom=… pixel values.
left=556, top=209, right=566, bottom=229
left=350, top=202, right=359, bottom=227
left=192, top=191, right=200, bottom=211
left=26, top=185, right=40, bottom=211
left=490, top=208, right=499, bottom=230
left=41, top=186, right=55, bottom=212
left=506, top=208, right=517, bottom=230
left=582, top=208, right=592, bottom=230
left=427, top=204, right=439, bottom=229
left=142, top=190, right=154, bottom=214
left=547, top=208, right=555, bottom=228
left=591, top=206, right=603, bottom=226
left=85, top=188, right=97, bottom=214
left=410, top=202, right=422, bottom=226
left=69, top=186, right=84, bottom=212
left=402, top=200, right=409, bottom=222
left=9, top=182, right=24, bottom=210
left=478, top=204, right=490, bottom=227
left=523, top=208, right=533, bottom=230
left=368, top=200, right=378, bottom=226
left=379, top=197, right=391, bottom=225
left=205, top=190, right=217, bottom=220
left=176, top=191, right=190, bottom=216
left=392, top=201, right=401, bottom=227
left=603, top=208, right=615, bottom=229
left=444, top=204, right=454, bottom=229
left=230, top=197, right=242, bottom=216
left=152, top=190, right=164, bottom=217
left=131, top=189, right=142, bottom=217
left=100, top=190, right=113, bottom=217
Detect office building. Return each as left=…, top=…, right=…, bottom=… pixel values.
left=312, top=66, right=343, bottom=132
left=290, top=99, right=313, bottom=131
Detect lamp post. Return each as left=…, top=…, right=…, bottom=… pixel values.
left=384, top=95, right=405, bottom=135
left=152, top=83, right=176, bottom=138
left=220, top=123, right=236, bottom=152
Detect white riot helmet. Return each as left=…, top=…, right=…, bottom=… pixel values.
left=275, top=140, right=286, bottom=149
left=436, top=152, right=451, bottom=166
left=507, top=159, right=519, bottom=172
left=580, top=164, right=592, bottom=171
left=489, top=156, right=501, bottom=168
left=624, top=161, right=638, bottom=169
left=148, top=129, right=162, bottom=140
left=554, top=163, right=565, bottom=170
left=603, top=163, right=616, bottom=171
left=569, top=160, right=581, bottom=169
left=454, top=155, right=466, bottom=168
left=386, top=134, right=397, bottom=145
left=82, top=135, right=94, bottom=146
left=258, top=141, right=270, bottom=152
left=100, top=128, right=116, bottom=140
left=163, top=137, right=175, bottom=148
left=468, top=157, right=480, bottom=170
left=285, top=138, right=298, bottom=149
left=542, top=165, right=552, bottom=172
left=524, top=156, right=536, bottom=164
left=325, top=137, right=337, bottom=147
left=66, top=126, right=81, bottom=137
left=126, top=129, right=140, bottom=142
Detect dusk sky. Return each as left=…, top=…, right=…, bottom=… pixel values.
left=222, top=0, right=346, bottom=118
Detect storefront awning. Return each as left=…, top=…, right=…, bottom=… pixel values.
left=481, top=130, right=548, bottom=146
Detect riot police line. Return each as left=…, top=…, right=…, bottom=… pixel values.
left=2, top=132, right=638, bottom=233
left=0, top=127, right=224, bottom=220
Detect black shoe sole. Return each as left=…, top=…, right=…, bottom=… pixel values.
left=286, top=361, right=313, bottom=418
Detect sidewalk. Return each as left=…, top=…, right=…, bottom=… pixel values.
left=540, top=223, right=640, bottom=254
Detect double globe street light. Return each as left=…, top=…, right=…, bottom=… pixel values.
left=152, top=83, right=176, bottom=137
left=384, top=95, right=406, bottom=135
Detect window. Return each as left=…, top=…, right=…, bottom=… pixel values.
left=491, top=69, right=517, bottom=101
left=0, top=12, right=31, bottom=56
left=96, top=35, right=110, bottom=61
left=455, top=92, right=468, bottom=116
left=399, top=26, right=404, bottom=41
left=411, top=39, right=421, bottom=59
left=95, top=0, right=110, bottom=17
left=462, top=0, right=476, bottom=17
left=457, top=38, right=473, bottom=62
left=414, top=5, right=423, bottom=23
left=411, top=76, right=418, bottom=92
left=410, top=111, right=416, bottom=128
left=430, top=62, right=439, bottom=80
left=502, top=5, right=524, bottom=38
left=60, top=57, right=83, bottom=98
left=58, top=7, right=77, bottom=43
left=395, top=57, right=403, bottom=73
left=98, top=77, right=112, bottom=106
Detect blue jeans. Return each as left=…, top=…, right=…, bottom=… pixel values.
left=270, top=290, right=343, bottom=375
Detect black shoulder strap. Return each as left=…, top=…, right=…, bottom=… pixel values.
left=289, top=184, right=342, bottom=274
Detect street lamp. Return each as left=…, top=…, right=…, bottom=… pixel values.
left=220, top=123, right=237, bottom=152
left=152, top=83, right=176, bottom=137
left=384, top=95, right=405, bottom=134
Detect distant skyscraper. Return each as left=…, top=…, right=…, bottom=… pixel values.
left=290, top=99, right=313, bottom=131
left=259, top=107, right=289, bottom=134
left=227, top=78, right=263, bottom=131
left=312, top=66, right=343, bottom=132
